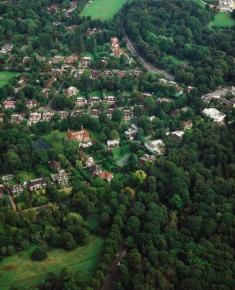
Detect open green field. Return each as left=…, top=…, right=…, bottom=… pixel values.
left=0, top=237, right=103, bottom=290
left=81, top=0, right=127, bottom=20
left=0, top=71, right=19, bottom=88
left=209, top=12, right=235, bottom=28
left=113, top=144, right=130, bottom=166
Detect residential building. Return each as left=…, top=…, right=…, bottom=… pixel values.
left=219, top=0, right=235, bottom=12
left=140, top=154, right=156, bottom=164
left=66, top=86, right=79, bottom=97
left=107, top=139, right=120, bottom=150
left=75, top=97, right=87, bottom=107
left=107, top=108, right=114, bottom=119
left=181, top=120, right=193, bottom=130
left=125, top=124, right=138, bottom=140
left=145, top=139, right=166, bottom=155
left=28, top=112, right=41, bottom=126
left=11, top=184, right=24, bottom=196
left=28, top=178, right=47, bottom=192
left=3, top=98, right=16, bottom=110
left=94, top=170, right=113, bottom=183
left=80, top=56, right=92, bottom=67
left=10, top=113, right=24, bottom=124
left=123, top=109, right=133, bottom=121
left=51, top=170, right=69, bottom=187
left=88, top=96, right=100, bottom=106
left=67, top=128, right=92, bottom=148
left=90, top=109, right=100, bottom=118
left=167, top=130, right=185, bottom=140
left=110, top=37, right=123, bottom=57
left=65, top=55, right=79, bottom=65
left=26, top=99, right=37, bottom=109
left=58, top=111, right=69, bottom=119
left=42, top=111, right=54, bottom=121
left=52, top=55, right=64, bottom=64
left=0, top=43, right=13, bottom=54
left=104, top=96, right=116, bottom=107
left=203, top=108, right=226, bottom=124
left=49, top=160, right=61, bottom=172
left=1, top=174, right=14, bottom=182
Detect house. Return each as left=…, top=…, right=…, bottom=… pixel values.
left=139, top=154, right=156, bottom=164
left=49, top=160, right=61, bottom=172
left=52, top=55, right=64, bottom=64
left=28, top=178, right=47, bottom=192
left=90, top=109, right=100, bottom=118
left=88, top=96, right=100, bottom=106
left=18, top=76, right=28, bottom=87
left=1, top=174, right=14, bottom=182
left=203, top=108, right=226, bottom=124
left=125, top=124, right=138, bottom=140
left=26, top=99, right=37, bottom=109
left=3, top=98, right=16, bottom=110
left=123, top=109, right=133, bottom=121
left=28, top=112, right=41, bottom=125
left=51, top=170, right=69, bottom=187
left=107, top=108, right=114, bottom=119
left=10, top=113, right=24, bottom=124
left=67, top=128, right=92, bottom=148
left=66, top=86, right=79, bottom=97
left=42, top=111, right=54, bottom=121
left=75, top=97, right=87, bottom=107
left=58, top=111, right=69, bottom=119
left=167, top=130, right=185, bottom=140
left=84, top=156, right=95, bottom=168
left=181, top=120, right=193, bottom=130
left=218, top=0, right=235, bottom=12
left=10, top=184, right=24, bottom=196
left=95, top=170, right=113, bottom=183
left=145, top=139, right=165, bottom=155
left=104, top=96, right=116, bottom=107
left=0, top=44, right=13, bottom=54
left=80, top=56, right=92, bottom=67
left=156, top=98, right=173, bottom=104
left=65, top=55, right=79, bottom=65
left=110, top=37, right=123, bottom=57
left=107, top=139, right=120, bottom=150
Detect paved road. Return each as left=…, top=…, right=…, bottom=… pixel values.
left=101, top=248, right=126, bottom=290
left=125, top=35, right=175, bottom=81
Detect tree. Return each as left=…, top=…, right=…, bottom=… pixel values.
left=133, top=170, right=147, bottom=185
left=31, top=246, right=47, bottom=261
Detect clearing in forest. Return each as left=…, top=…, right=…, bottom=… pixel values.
left=0, top=237, right=103, bottom=290
left=0, top=71, right=19, bottom=88
left=81, top=0, right=127, bottom=20
left=209, top=12, right=235, bottom=28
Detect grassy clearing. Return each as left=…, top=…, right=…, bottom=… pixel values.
left=0, top=237, right=103, bottom=290
left=209, top=12, right=235, bottom=28
left=81, top=0, right=127, bottom=20
left=113, top=144, right=130, bottom=166
left=0, top=71, right=19, bottom=88
left=164, top=55, right=188, bottom=65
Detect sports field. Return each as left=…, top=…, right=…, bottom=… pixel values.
left=81, top=0, right=127, bottom=20
left=0, top=237, right=103, bottom=290
left=209, top=12, right=235, bottom=28
left=0, top=71, right=19, bottom=88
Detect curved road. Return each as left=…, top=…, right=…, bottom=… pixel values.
left=125, top=35, right=175, bottom=81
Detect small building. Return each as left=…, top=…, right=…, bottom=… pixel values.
left=95, top=170, right=113, bottom=183
left=42, top=111, right=54, bottom=121
left=58, top=111, right=69, bottom=119
left=49, top=160, right=61, bottom=172
left=123, top=109, right=133, bottom=121
left=104, top=96, right=116, bottom=107
left=1, top=174, right=14, bottom=182
left=28, top=112, right=41, bottom=126
left=67, top=128, right=92, bottom=148
left=107, top=108, right=114, bottom=119
left=219, top=0, right=235, bottom=12
left=10, top=113, right=24, bottom=124
left=65, top=55, right=79, bottom=65
left=28, top=178, right=47, bottom=192
left=88, top=96, right=100, bottom=106
left=85, top=156, right=95, bottom=168
left=75, top=97, right=87, bottom=108
left=145, top=139, right=165, bottom=155
left=125, top=124, right=138, bottom=140
left=3, top=99, right=16, bottom=110
left=66, top=86, right=79, bottom=97
left=107, top=139, right=120, bottom=150
left=203, top=108, right=226, bottom=124
left=10, top=184, right=24, bottom=196
left=52, top=55, right=64, bottom=64
left=181, top=120, right=193, bottom=130
left=167, top=130, right=185, bottom=140
left=0, top=44, right=13, bottom=54
left=139, top=154, right=156, bottom=164
left=90, top=109, right=100, bottom=118
left=26, top=99, right=37, bottom=109
left=80, top=56, right=92, bottom=67
left=51, top=170, right=69, bottom=187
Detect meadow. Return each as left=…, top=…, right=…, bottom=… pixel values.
left=81, top=0, right=127, bottom=20
left=0, top=71, right=19, bottom=88
left=209, top=12, right=235, bottom=28
left=0, top=237, right=103, bottom=290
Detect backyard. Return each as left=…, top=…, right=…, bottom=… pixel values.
left=81, top=0, right=127, bottom=20
left=112, top=144, right=131, bottom=167
left=0, top=236, right=103, bottom=290
left=209, top=12, right=235, bottom=28
left=0, top=71, right=19, bottom=88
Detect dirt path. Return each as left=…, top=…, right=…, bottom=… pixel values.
left=101, top=248, right=126, bottom=290
left=125, top=35, right=175, bottom=81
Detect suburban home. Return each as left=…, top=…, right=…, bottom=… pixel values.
left=28, top=112, right=41, bottom=126
left=58, top=111, right=69, bottom=119
left=1, top=174, right=14, bottom=182
left=123, top=109, right=133, bottom=121
left=80, top=56, right=92, bottom=67
left=125, top=124, right=138, bottom=140
left=10, top=184, right=24, bottom=196
left=28, top=178, right=47, bottom=192
left=107, top=108, right=114, bottom=119
left=107, top=139, right=120, bottom=150
left=110, top=37, right=123, bottom=57
left=51, top=170, right=69, bottom=187
left=65, top=55, right=79, bottom=65
left=26, top=99, right=37, bottom=109
left=88, top=96, right=100, bottom=106
left=3, top=98, right=16, bottom=110
left=84, top=156, right=95, bottom=168
left=181, top=120, right=193, bottom=130
left=66, top=86, right=79, bottom=97
left=75, top=97, right=87, bottom=107
left=167, top=130, right=185, bottom=140
left=67, top=128, right=92, bottom=148
left=139, top=154, right=156, bottom=164
left=90, top=109, right=100, bottom=118
left=145, top=139, right=166, bottom=155
left=104, top=96, right=116, bottom=107
left=219, top=0, right=235, bottom=12
left=10, top=113, right=24, bottom=124
left=203, top=108, right=226, bottom=124
left=0, top=43, right=13, bottom=54
left=94, top=170, right=113, bottom=183
left=52, top=55, right=64, bottom=64
left=42, top=111, right=54, bottom=121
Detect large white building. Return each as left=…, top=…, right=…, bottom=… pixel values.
left=219, top=0, right=235, bottom=12
left=203, top=108, right=226, bottom=124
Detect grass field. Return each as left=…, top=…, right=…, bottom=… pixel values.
left=81, top=0, right=127, bottom=20
left=113, top=144, right=130, bottom=166
left=0, top=237, right=103, bottom=290
left=0, top=71, right=19, bottom=88
left=209, top=12, right=235, bottom=28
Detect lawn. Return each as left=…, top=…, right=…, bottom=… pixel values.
left=0, top=71, right=19, bottom=88
left=81, top=0, right=127, bottom=20
left=113, top=144, right=130, bottom=166
left=0, top=237, right=103, bottom=290
left=209, top=12, right=235, bottom=28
